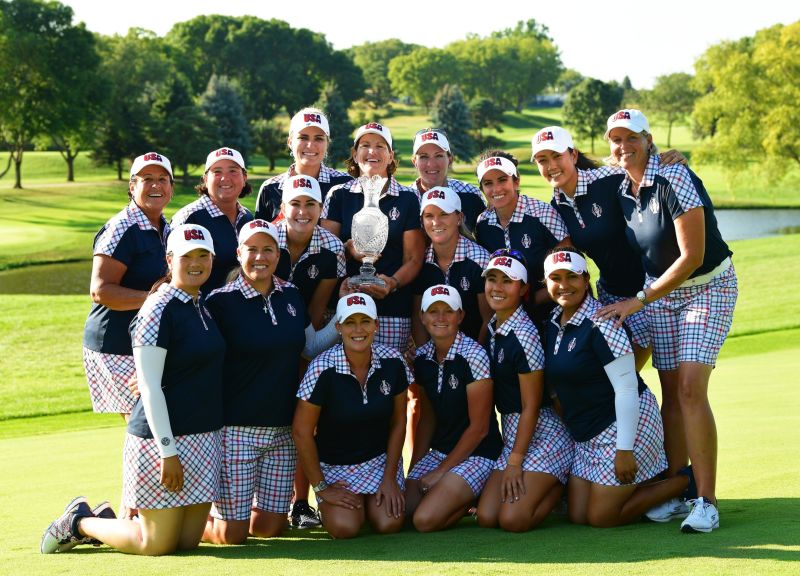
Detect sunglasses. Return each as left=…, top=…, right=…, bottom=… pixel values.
left=490, top=248, right=528, bottom=266
left=415, top=127, right=448, bottom=138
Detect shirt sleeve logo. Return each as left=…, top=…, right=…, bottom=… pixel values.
left=380, top=379, right=392, bottom=395
left=160, top=437, right=171, bottom=446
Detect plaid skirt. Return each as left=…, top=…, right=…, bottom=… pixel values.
left=320, top=453, right=405, bottom=495
left=83, top=347, right=137, bottom=413
left=408, top=450, right=495, bottom=496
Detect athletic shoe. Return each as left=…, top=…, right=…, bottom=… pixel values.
left=644, top=497, right=690, bottom=523
left=40, top=496, right=93, bottom=554
left=680, top=497, right=720, bottom=533
left=290, top=500, right=321, bottom=529
left=83, top=502, right=116, bottom=546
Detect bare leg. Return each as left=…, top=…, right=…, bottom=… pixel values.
left=633, top=344, right=652, bottom=373
left=412, top=473, right=475, bottom=532
left=497, top=472, right=562, bottom=532
left=250, top=509, right=287, bottom=538
left=366, top=494, right=405, bottom=535
left=202, top=517, right=248, bottom=545
left=658, top=369, right=688, bottom=475
left=586, top=475, right=688, bottom=527
left=677, top=361, right=717, bottom=502
left=475, top=471, right=502, bottom=528
left=319, top=496, right=366, bottom=539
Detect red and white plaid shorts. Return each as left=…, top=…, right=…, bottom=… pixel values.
left=408, top=450, right=494, bottom=496
left=83, top=347, right=137, bottom=413
left=320, top=453, right=405, bottom=495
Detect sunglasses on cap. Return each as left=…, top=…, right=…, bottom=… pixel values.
left=490, top=248, right=528, bottom=266
left=415, top=127, right=449, bottom=138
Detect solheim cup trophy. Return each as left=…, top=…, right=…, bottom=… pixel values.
left=349, top=175, right=389, bottom=287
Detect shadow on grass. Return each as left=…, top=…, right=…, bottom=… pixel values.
left=75, top=498, right=799, bottom=564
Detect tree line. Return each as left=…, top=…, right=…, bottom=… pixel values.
left=0, top=0, right=796, bottom=188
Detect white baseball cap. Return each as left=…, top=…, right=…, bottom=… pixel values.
left=413, top=129, right=450, bottom=154
left=130, top=152, right=173, bottom=179
left=167, top=224, right=215, bottom=256
left=420, top=186, right=461, bottom=215
left=205, top=147, right=246, bottom=171
left=531, top=126, right=575, bottom=158
left=421, top=284, right=462, bottom=312
left=353, top=122, right=393, bottom=149
left=238, top=219, right=279, bottom=247
left=543, top=250, right=588, bottom=277
left=604, top=109, right=651, bottom=139
left=336, top=292, right=378, bottom=323
left=282, top=175, right=322, bottom=204
left=482, top=253, right=528, bottom=283
left=476, top=156, right=517, bottom=184
left=289, top=109, right=330, bottom=138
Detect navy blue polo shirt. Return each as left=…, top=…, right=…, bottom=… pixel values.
left=83, top=202, right=169, bottom=355
left=412, top=236, right=489, bottom=341
left=206, top=275, right=309, bottom=427
left=322, top=177, right=422, bottom=318
left=475, top=194, right=569, bottom=286
left=127, top=284, right=225, bottom=439
left=618, top=156, right=731, bottom=279
left=552, top=168, right=645, bottom=297
left=255, top=164, right=352, bottom=222
left=414, top=332, right=503, bottom=460
left=413, top=177, right=487, bottom=233
left=171, top=195, right=253, bottom=293
left=488, top=306, right=550, bottom=415
left=298, top=343, right=412, bottom=465
left=275, top=221, right=345, bottom=306
left=544, top=296, right=645, bottom=442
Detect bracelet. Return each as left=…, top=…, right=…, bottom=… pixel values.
left=507, top=453, right=524, bottom=467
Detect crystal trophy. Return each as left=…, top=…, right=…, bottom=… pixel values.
left=350, top=175, right=389, bottom=287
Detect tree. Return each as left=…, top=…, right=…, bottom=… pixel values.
left=555, top=69, right=584, bottom=94
left=388, top=48, right=461, bottom=110
left=315, top=83, right=354, bottom=168
left=250, top=118, right=286, bottom=172
left=347, top=39, right=418, bottom=108
left=0, top=0, right=100, bottom=188
left=692, top=22, right=800, bottom=179
left=200, top=75, right=251, bottom=162
left=643, top=73, right=698, bottom=147
left=563, top=78, right=623, bottom=153
left=469, top=97, right=504, bottom=149
left=431, top=85, right=475, bottom=162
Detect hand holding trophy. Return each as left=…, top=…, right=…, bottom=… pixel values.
left=349, top=174, right=389, bottom=287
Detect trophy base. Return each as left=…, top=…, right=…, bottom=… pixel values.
left=349, top=274, right=386, bottom=288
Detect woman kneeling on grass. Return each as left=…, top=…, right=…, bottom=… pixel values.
left=543, top=247, right=692, bottom=528
left=405, top=284, right=502, bottom=532
left=41, top=224, right=225, bottom=556
left=292, top=293, right=410, bottom=539
left=476, top=249, right=574, bottom=532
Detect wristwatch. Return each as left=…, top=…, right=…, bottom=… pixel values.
left=636, top=290, right=648, bottom=305
left=312, top=479, right=329, bottom=494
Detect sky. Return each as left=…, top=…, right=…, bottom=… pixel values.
left=63, top=0, right=797, bottom=89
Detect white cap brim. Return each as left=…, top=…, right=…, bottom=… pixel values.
left=421, top=284, right=462, bottom=312
left=205, top=148, right=246, bottom=171
left=477, top=156, right=517, bottom=184
left=543, top=251, right=588, bottom=277
left=420, top=187, right=461, bottom=215
left=238, top=219, right=279, bottom=247
left=336, top=293, right=378, bottom=322
left=167, top=224, right=215, bottom=256
left=282, top=175, right=322, bottom=204
left=482, top=255, right=528, bottom=283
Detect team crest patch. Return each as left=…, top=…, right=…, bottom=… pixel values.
left=521, top=233, right=532, bottom=248
left=389, top=207, right=400, bottom=221
left=497, top=348, right=505, bottom=363
left=649, top=196, right=660, bottom=214
left=460, top=276, right=470, bottom=291
left=448, top=374, right=459, bottom=390
left=380, top=379, right=392, bottom=395
left=307, top=264, right=319, bottom=279
left=567, top=337, right=576, bottom=352
left=287, top=303, right=297, bottom=317
left=592, top=203, right=603, bottom=218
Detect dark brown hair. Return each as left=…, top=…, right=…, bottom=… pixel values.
left=194, top=168, right=253, bottom=198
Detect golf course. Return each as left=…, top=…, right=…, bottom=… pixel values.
left=1, top=107, right=798, bottom=575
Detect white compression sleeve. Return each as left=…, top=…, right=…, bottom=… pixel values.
left=303, top=315, right=340, bottom=359
left=603, top=353, right=639, bottom=451
left=133, top=346, right=177, bottom=458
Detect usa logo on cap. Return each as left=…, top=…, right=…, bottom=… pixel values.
left=536, top=131, right=554, bottom=143
left=612, top=111, right=631, bottom=121
left=347, top=295, right=367, bottom=306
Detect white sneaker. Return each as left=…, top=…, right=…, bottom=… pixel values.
left=680, top=497, right=720, bottom=533
left=645, top=497, right=690, bottom=523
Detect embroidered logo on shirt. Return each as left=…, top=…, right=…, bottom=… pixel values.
left=449, top=374, right=459, bottom=390
left=592, top=203, right=603, bottom=218
left=380, top=379, right=392, bottom=395
left=307, top=264, right=319, bottom=279
left=161, top=437, right=170, bottom=446
left=568, top=337, right=577, bottom=352
left=287, top=303, right=297, bottom=316
left=649, top=196, right=660, bottom=215
left=389, top=206, right=400, bottom=221
left=497, top=348, right=505, bottom=363
left=460, top=276, right=470, bottom=291
left=521, top=233, right=532, bottom=248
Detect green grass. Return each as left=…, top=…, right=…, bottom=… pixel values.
left=2, top=342, right=798, bottom=575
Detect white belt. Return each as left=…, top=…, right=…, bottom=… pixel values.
left=679, top=256, right=732, bottom=288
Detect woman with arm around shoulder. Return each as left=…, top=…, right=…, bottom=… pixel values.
left=83, top=152, right=174, bottom=420
left=596, top=109, right=737, bottom=533
left=405, top=285, right=502, bottom=532
left=171, top=147, right=254, bottom=293
left=475, top=250, right=574, bottom=532
left=320, top=122, right=425, bottom=353
left=292, top=293, right=409, bottom=539
left=543, top=247, right=691, bottom=528
left=255, top=107, right=352, bottom=223
left=41, top=224, right=225, bottom=555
